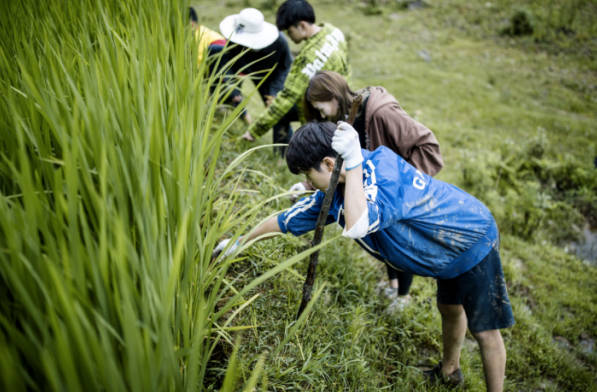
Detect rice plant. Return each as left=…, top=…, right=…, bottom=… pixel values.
left=0, top=1, right=324, bottom=390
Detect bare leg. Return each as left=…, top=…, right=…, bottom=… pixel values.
left=437, top=303, right=467, bottom=375
left=389, top=278, right=398, bottom=289
left=472, top=329, right=506, bottom=392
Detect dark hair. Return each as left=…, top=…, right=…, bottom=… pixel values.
left=303, top=71, right=360, bottom=123
left=276, top=0, right=316, bottom=30
left=286, top=121, right=337, bottom=175
left=189, top=7, right=198, bottom=23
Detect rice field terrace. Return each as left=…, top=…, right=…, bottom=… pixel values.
left=1, top=0, right=596, bottom=391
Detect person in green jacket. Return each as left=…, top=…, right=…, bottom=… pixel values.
left=242, top=0, right=352, bottom=150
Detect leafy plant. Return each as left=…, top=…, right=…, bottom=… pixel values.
left=0, top=0, right=326, bottom=390
left=457, top=129, right=595, bottom=243
left=361, top=0, right=385, bottom=16
left=501, top=8, right=534, bottom=36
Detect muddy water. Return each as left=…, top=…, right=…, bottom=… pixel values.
left=567, top=223, right=597, bottom=265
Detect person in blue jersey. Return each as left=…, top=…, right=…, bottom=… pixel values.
left=215, top=121, right=515, bottom=391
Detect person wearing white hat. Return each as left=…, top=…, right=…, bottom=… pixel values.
left=220, top=8, right=296, bottom=156
left=220, top=8, right=280, bottom=50
left=240, top=0, right=352, bottom=152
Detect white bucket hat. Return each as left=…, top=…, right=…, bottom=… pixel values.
left=220, top=8, right=279, bottom=50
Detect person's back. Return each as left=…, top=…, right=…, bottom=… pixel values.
left=189, top=8, right=226, bottom=66
left=194, top=26, right=226, bottom=65
left=281, top=145, right=497, bottom=278
left=292, top=23, right=351, bottom=82
left=225, top=31, right=293, bottom=104
left=355, top=86, right=444, bottom=176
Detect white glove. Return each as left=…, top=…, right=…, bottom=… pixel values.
left=288, top=182, right=307, bottom=202
left=214, top=238, right=240, bottom=259
left=332, top=122, right=363, bottom=170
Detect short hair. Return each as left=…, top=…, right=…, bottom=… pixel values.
left=286, top=122, right=337, bottom=175
left=189, top=7, right=198, bottom=23
left=276, top=0, right=316, bottom=31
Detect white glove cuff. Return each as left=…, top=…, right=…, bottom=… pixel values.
left=226, top=240, right=240, bottom=258
left=342, top=207, right=369, bottom=239
left=344, top=151, right=364, bottom=171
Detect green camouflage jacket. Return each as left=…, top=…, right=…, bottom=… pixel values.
left=248, top=23, right=352, bottom=138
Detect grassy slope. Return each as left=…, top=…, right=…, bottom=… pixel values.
left=197, top=1, right=597, bottom=390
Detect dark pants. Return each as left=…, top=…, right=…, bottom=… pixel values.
left=386, top=265, right=414, bottom=296
left=437, top=247, right=515, bottom=333
left=207, top=45, right=297, bottom=155
left=205, top=44, right=252, bottom=120
left=269, top=102, right=298, bottom=156
left=206, top=44, right=297, bottom=150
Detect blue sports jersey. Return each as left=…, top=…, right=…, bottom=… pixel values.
left=277, top=147, right=499, bottom=279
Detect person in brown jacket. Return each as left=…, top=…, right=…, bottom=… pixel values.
left=289, top=70, right=444, bottom=312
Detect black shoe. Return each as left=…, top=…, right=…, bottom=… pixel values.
left=423, top=361, right=464, bottom=389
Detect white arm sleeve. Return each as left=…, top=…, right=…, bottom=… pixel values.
left=342, top=207, right=369, bottom=239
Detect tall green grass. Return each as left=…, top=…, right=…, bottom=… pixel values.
left=0, top=1, right=323, bottom=390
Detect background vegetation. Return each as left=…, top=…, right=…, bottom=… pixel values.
left=198, top=0, right=597, bottom=390
left=0, top=0, right=595, bottom=391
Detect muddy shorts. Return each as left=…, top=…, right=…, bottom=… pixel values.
left=436, top=248, right=515, bottom=333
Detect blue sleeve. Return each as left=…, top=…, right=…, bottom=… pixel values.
left=361, top=151, right=404, bottom=234
left=277, top=190, right=336, bottom=236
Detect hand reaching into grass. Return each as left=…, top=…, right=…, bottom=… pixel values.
left=288, top=182, right=307, bottom=202
left=242, top=131, right=255, bottom=142
left=213, top=238, right=240, bottom=260
left=213, top=218, right=282, bottom=260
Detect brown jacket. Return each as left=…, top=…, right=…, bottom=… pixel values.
left=357, top=86, right=443, bottom=176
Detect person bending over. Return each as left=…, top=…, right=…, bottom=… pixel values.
left=241, top=0, right=352, bottom=153
left=216, top=121, right=514, bottom=391
left=219, top=8, right=293, bottom=153
left=289, top=71, right=444, bottom=312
